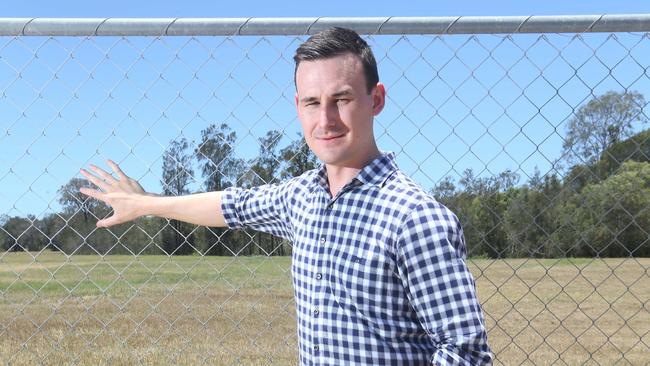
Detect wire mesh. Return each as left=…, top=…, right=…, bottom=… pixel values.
left=0, top=17, right=649, bottom=365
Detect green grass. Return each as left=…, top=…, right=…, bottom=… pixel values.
left=1, top=253, right=292, bottom=296
left=1, top=252, right=648, bottom=365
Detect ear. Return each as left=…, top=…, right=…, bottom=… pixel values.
left=371, top=82, right=386, bottom=116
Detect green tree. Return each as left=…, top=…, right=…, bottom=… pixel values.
left=562, top=161, right=650, bottom=257
left=120, top=216, right=166, bottom=255
left=0, top=215, right=53, bottom=252
left=562, top=91, right=647, bottom=166
left=596, top=128, right=650, bottom=178
left=161, top=137, right=196, bottom=255
left=242, top=130, right=283, bottom=187
left=504, top=170, right=563, bottom=257
left=436, top=169, right=518, bottom=258
left=0, top=214, right=8, bottom=250
left=2, top=216, right=26, bottom=251
left=432, top=176, right=457, bottom=204
left=195, top=123, right=243, bottom=256
left=240, top=130, right=287, bottom=256
left=58, top=178, right=106, bottom=224
left=275, top=134, right=318, bottom=256
left=196, top=123, right=241, bottom=191
left=279, top=134, right=319, bottom=179
left=35, top=213, right=66, bottom=252
left=57, top=177, right=113, bottom=254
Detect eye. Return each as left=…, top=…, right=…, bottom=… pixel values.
left=336, top=99, right=350, bottom=105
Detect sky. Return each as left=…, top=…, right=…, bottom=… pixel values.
left=1, top=1, right=649, bottom=218
left=2, top=0, right=649, bottom=18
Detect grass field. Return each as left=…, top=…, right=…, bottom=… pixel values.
left=1, top=252, right=648, bottom=365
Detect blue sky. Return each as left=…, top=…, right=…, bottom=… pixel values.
left=2, top=0, right=649, bottom=18
left=1, top=1, right=649, bottom=218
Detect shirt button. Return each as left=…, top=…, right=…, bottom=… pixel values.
left=313, top=345, right=319, bottom=352
left=315, top=273, right=322, bottom=280
left=320, top=237, right=326, bottom=244
left=313, top=308, right=319, bottom=316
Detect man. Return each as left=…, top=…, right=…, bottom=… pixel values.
left=81, top=27, right=493, bottom=365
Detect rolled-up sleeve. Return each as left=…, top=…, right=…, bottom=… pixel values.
left=221, top=183, right=295, bottom=242
left=395, top=201, right=493, bottom=365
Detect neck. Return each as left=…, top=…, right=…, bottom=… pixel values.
left=325, top=149, right=381, bottom=197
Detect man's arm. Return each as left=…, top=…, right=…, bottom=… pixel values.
left=396, top=202, right=493, bottom=365
left=79, top=160, right=226, bottom=228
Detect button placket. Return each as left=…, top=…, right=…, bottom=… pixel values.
left=312, top=190, right=343, bottom=363
left=311, top=197, right=330, bottom=363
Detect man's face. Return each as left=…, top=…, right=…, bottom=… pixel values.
left=295, top=53, right=385, bottom=168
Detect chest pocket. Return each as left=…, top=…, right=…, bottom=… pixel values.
left=327, top=237, right=394, bottom=311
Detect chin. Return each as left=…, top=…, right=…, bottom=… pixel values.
left=314, top=151, right=347, bottom=166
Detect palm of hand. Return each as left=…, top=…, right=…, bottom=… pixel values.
left=79, top=160, right=148, bottom=227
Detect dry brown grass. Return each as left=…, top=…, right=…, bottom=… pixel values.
left=1, top=252, right=648, bottom=365
left=471, top=258, right=650, bottom=365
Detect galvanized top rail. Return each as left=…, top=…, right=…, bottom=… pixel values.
left=0, top=15, right=649, bottom=36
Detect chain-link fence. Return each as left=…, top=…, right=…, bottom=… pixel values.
left=1, top=16, right=649, bottom=365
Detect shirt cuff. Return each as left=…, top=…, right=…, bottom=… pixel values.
left=221, top=187, right=244, bottom=229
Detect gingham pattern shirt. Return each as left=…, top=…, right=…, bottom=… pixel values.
left=222, top=152, right=493, bottom=365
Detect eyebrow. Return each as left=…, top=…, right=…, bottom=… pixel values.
left=332, top=89, right=354, bottom=98
left=299, top=88, right=354, bottom=104
left=299, top=96, right=319, bottom=104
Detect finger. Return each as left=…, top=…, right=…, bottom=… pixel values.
left=107, top=159, right=128, bottom=181
left=89, top=164, right=119, bottom=185
left=97, top=215, right=120, bottom=228
left=79, top=187, right=106, bottom=201
left=80, top=169, right=110, bottom=191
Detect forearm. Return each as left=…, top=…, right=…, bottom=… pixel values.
left=143, top=191, right=227, bottom=227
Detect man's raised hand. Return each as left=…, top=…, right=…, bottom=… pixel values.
left=79, top=160, right=150, bottom=228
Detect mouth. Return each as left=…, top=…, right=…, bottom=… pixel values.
left=318, top=134, right=345, bottom=141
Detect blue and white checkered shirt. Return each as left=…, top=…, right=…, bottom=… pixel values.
left=222, top=152, right=492, bottom=365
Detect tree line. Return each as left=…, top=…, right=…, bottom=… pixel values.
left=1, top=124, right=318, bottom=257
left=2, top=91, right=648, bottom=258
left=434, top=91, right=649, bottom=258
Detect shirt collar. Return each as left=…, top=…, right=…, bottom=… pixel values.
left=355, top=151, right=398, bottom=187
left=313, top=151, right=398, bottom=190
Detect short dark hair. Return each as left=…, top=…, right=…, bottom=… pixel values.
left=293, top=27, right=379, bottom=93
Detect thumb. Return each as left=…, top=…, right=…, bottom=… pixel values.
left=97, top=215, right=119, bottom=228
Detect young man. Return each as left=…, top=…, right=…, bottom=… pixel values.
left=81, top=27, right=493, bottom=365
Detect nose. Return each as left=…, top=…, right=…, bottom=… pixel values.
left=318, top=103, right=338, bottom=128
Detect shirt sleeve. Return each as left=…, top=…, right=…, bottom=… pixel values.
left=395, top=201, right=493, bottom=365
left=221, top=182, right=296, bottom=242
